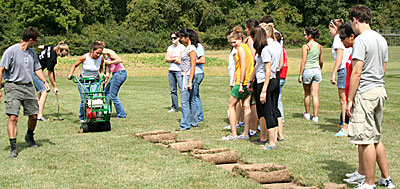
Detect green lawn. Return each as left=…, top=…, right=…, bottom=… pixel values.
left=0, top=47, right=399, bottom=188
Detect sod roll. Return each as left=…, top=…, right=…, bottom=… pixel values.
left=192, top=150, right=238, bottom=164
left=168, top=141, right=203, bottom=152
left=245, top=169, right=292, bottom=184
left=134, top=130, right=170, bottom=138
left=191, top=148, right=230, bottom=154
left=232, top=163, right=286, bottom=174
left=143, top=133, right=176, bottom=143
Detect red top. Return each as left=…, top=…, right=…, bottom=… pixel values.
left=345, top=54, right=353, bottom=101
left=279, top=46, right=288, bottom=79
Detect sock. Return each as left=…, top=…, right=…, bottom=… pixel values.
left=364, top=183, right=376, bottom=188
left=9, top=138, right=17, bottom=150
left=27, top=129, right=34, bottom=135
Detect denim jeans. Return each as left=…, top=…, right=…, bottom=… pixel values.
left=278, top=78, right=286, bottom=123
left=105, top=70, right=127, bottom=118
left=193, top=73, right=204, bottom=122
left=168, top=71, right=182, bottom=111
left=78, top=82, right=101, bottom=120
left=180, top=76, right=197, bottom=130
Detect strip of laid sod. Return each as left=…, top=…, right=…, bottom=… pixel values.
left=0, top=47, right=398, bottom=188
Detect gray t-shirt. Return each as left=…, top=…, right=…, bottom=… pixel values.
left=0, top=44, right=42, bottom=83
left=255, top=38, right=282, bottom=83
left=352, top=30, right=388, bottom=93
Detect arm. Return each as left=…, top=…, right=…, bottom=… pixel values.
left=164, top=50, right=180, bottom=64
left=35, top=69, right=50, bottom=92
left=47, top=70, right=58, bottom=94
left=346, top=59, right=363, bottom=118
left=247, top=62, right=258, bottom=92
left=319, top=45, right=324, bottom=69
left=298, top=44, right=308, bottom=83
left=187, top=50, right=197, bottom=90
left=67, top=55, right=85, bottom=80
left=330, top=48, right=343, bottom=84
left=104, top=51, right=122, bottom=65
left=238, top=46, right=247, bottom=94
left=260, top=62, right=272, bottom=104
left=196, top=56, right=205, bottom=64
left=246, top=38, right=256, bottom=60
left=279, top=51, right=284, bottom=70
left=0, top=67, right=4, bottom=99
left=383, top=62, right=387, bottom=75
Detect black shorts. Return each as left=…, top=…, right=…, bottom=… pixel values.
left=254, top=78, right=281, bottom=129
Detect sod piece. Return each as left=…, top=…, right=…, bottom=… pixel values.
left=191, top=148, right=230, bottom=154
left=323, top=183, right=347, bottom=189
left=143, top=133, right=176, bottom=143
left=168, top=141, right=204, bottom=152
left=244, top=169, right=292, bottom=184
left=232, top=163, right=287, bottom=174
left=159, top=140, right=176, bottom=144
left=262, top=182, right=302, bottom=189
left=134, top=130, right=170, bottom=138
left=191, top=150, right=238, bottom=164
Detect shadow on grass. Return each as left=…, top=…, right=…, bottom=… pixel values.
left=292, top=112, right=304, bottom=118
left=3, top=139, right=55, bottom=153
left=317, top=159, right=355, bottom=184
left=326, top=118, right=341, bottom=125
left=316, top=124, right=340, bottom=133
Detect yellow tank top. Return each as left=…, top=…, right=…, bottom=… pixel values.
left=234, top=44, right=254, bottom=85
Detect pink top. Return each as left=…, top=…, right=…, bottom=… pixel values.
left=107, top=57, right=125, bottom=73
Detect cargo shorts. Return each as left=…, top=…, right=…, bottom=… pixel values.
left=348, top=86, right=387, bottom=145
left=4, top=82, right=38, bottom=116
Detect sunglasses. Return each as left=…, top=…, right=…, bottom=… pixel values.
left=170, top=37, right=178, bottom=40
left=60, top=49, right=69, bottom=53
left=303, top=33, right=307, bottom=36
left=330, top=20, right=337, bottom=28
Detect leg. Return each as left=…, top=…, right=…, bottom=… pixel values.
left=242, top=95, right=251, bottom=136
left=278, top=78, right=286, bottom=122
left=259, top=117, right=268, bottom=142
left=359, top=144, right=376, bottom=185
left=189, top=88, right=198, bottom=127
left=78, top=83, right=87, bottom=121
left=302, top=84, right=311, bottom=114
left=250, top=104, right=258, bottom=131
left=109, top=71, right=127, bottom=118
left=193, top=73, right=204, bottom=122
left=311, top=82, right=320, bottom=117
left=27, top=114, right=38, bottom=131
left=180, top=89, right=191, bottom=130
left=7, top=115, right=18, bottom=139
left=228, top=95, right=240, bottom=136
left=238, top=100, right=244, bottom=123
left=338, top=88, right=347, bottom=131
left=375, top=142, right=390, bottom=179
left=168, top=71, right=179, bottom=111
left=37, top=91, right=48, bottom=119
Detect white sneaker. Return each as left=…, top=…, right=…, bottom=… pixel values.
left=303, top=112, right=310, bottom=120
left=312, top=116, right=319, bottom=122
left=354, top=182, right=376, bottom=189
left=346, top=170, right=360, bottom=178
left=237, top=134, right=249, bottom=140
left=344, top=172, right=365, bottom=184
left=221, top=134, right=239, bottom=141
left=377, top=177, right=395, bottom=189
left=238, top=121, right=244, bottom=127
left=80, top=120, right=85, bottom=123
left=168, top=108, right=178, bottom=112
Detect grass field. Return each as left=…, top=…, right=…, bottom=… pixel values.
left=0, top=47, right=399, bottom=188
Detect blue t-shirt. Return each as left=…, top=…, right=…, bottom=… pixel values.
left=195, top=43, right=205, bottom=74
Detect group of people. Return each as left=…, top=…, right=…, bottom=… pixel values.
left=0, top=28, right=127, bottom=159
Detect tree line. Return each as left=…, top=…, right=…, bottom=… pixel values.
left=0, top=0, right=398, bottom=55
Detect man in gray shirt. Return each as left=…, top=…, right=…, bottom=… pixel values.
left=345, top=5, right=395, bottom=189
left=0, top=26, right=50, bottom=158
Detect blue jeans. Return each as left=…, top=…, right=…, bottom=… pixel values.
left=278, top=78, right=286, bottom=123
left=337, top=68, right=346, bottom=89
left=78, top=82, right=101, bottom=120
left=33, top=73, right=46, bottom=92
left=193, top=73, right=204, bottom=122
left=180, top=76, right=197, bottom=130
left=168, top=71, right=182, bottom=111
left=105, top=70, right=127, bottom=118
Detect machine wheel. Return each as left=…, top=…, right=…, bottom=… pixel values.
left=82, top=122, right=89, bottom=133
left=104, top=121, right=111, bottom=131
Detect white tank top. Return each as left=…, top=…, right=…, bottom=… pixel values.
left=82, top=53, right=102, bottom=76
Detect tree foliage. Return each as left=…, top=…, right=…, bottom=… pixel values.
left=0, top=0, right=399, bottom=55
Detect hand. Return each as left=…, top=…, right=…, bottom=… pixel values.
left=175, top=58, right=181, bottom=64
left=188, top=82, right=193, bottom=91
left=330, top=75, right=336, bottom=85
left=298, top=75, right=302, bottom=83
left=260, top=92, right=266, bottom=104
left=239, top=85, right=244, bottom=94
left=104, top=60, right=110, bottom=65
left=247, top=82, right=253, bottom=92
left=67, top=74, right=72, bottom=80
left=53, top=87, right=58, bottom=94
left=346, top=100, right=353, bottom=118
left=44, top=82, right=51, bottom=93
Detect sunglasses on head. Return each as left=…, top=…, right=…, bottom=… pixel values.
left=303, top=33, right=307, bottom=36
left=170, top=37, right=178, bottom=40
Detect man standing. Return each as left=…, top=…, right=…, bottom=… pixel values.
left=0, top=26, right=50, bottom=158
left=346, top=5, right=395, bottom=189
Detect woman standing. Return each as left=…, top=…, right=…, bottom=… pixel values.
left=34, top=41, right=69, bottom=121
left=248, top=25, right=282, bottom=149
left=176, top=28, right=198, bottom=131
left=193, top=32, right=205, bottom=123
left=329, top=19, right=352, bottom=136
left=102, top=46, right=127, bottom=119
left=222, top=26, right=254, bottom=140
left=67, top=41, right=106, bottom=122
left=165, top=31, right=185, bottom=113
left=298, top=28, right=323, bottom=122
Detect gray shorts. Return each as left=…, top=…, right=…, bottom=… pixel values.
left=4, top=82, right=38, bottom=116
left=302, top=68, right=322, bottom=84
left=348, top=86, right=386, bottom=145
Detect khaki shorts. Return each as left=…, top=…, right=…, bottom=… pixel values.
left=4, top=82, right=38, bottom=116
left=348, top=86, right=386, bottom=145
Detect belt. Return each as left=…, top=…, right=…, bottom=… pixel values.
left=6, top=81, right=32, bottom=85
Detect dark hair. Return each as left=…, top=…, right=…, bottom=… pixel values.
left=91, top=41, right=104, bottom=52
left=260, top=15, right=274, bottom=24
left=225, top=29, right=233, bottom=36
left=245, top=19, right=259, bottom=31
left=179, top=28, right=199, bottom=47
left=338, top=22, right=354, bottom=41
left=305, top=27, right=320, bottom=39
left=22, top=26, right=41, bottom=42
left=330, top=18, right=345, bottom=28
left=348, top=5, right=371, bottom=24
left=274, top=32, right=282, bottom=43
left=170, top=31, right=179, bottom=37
left=250, top=26, right=268, bottom=56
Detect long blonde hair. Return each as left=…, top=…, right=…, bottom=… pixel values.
left=259, top=23, right=276, bottom=41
